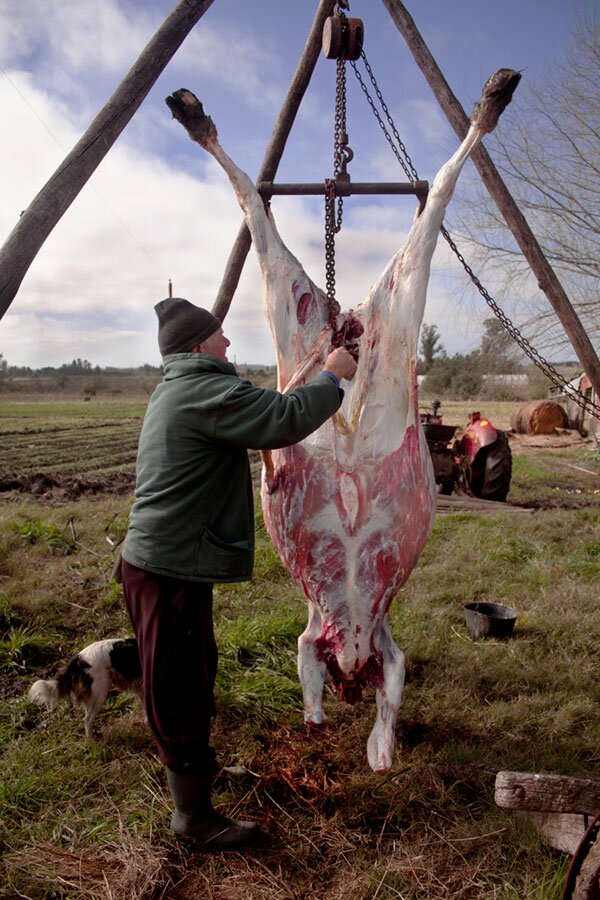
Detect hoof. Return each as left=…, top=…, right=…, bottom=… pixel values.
left=165, top=89, right=218, bottom=147
left=304, top=709, right=327, bottom=726
left=367, top=732, right=394, bottom=773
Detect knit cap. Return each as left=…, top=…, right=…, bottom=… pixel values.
left=155, top=298, right=221, bottom=356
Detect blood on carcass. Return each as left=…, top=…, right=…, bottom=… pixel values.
left=166, top=69, right=520, bottom=771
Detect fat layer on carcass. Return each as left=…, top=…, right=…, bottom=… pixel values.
left=167, top=69, right=519, bottom=771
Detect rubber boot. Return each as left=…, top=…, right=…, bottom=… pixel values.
left=166, top=768, right=260, bottom=850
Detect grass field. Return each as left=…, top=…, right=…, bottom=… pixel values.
left=0, top=393, right=599, bottom=898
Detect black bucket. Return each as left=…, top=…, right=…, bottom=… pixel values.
left=463, top=602, right=518, bottom=639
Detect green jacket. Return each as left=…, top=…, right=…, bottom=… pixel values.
left=122, top=353, right=341, bottom=582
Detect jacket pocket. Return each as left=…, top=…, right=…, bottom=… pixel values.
left=195, top=526, right=253, bottom=579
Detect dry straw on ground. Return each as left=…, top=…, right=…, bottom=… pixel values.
left=4, top=831, right=176, bottom=899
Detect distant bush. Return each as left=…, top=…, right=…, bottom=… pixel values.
left=422, top=354, right=483, bottom=399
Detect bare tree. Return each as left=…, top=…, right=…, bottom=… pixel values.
left=478, top=318, right=524, bottom=374
left=450, top=13, right=600, bottom=358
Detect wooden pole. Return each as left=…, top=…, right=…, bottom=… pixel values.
left=0, top=0, right=216, bottom=320
left=211, top=0, right=337, bottom=323
left=381, top=0, right=600, bottom=399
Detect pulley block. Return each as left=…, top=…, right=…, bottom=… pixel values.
left=322, top=15, right=364, bottom=61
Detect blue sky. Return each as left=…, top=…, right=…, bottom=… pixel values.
left=0, top=0, right=590, bottom=368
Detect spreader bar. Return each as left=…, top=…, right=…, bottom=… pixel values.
left=258, top=180, right=429, bottom=200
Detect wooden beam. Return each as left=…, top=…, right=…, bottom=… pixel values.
left=211, top=0, right=337, bottom=323
left=496, top=771, right=600, bottom=815
left=0, top=0, right=216, bottom=320
left=381, top=0, right=600, bottom=400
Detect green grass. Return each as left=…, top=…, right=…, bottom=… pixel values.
left=0, top=398, right=148, bottom=420
left=0, top=396, right=599, bottom=897
left=509, top=444, right=600, bottom=508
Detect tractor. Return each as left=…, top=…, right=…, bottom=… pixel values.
left=420, top=400, right=512, bottom=501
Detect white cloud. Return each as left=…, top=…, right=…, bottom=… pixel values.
left=0, top=0, right=145, bottom=74
left=0, top=74, right=79, bottom=219
left=0, top=1, right=155, bottom=128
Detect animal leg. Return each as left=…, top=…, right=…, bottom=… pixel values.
left=82, top=683, right=110, bottom=738
left=367, top=619, right=405, bottom=772
left=298, top=605, right=327, bottom=726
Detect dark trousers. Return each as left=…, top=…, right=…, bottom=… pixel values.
left=121, top=559, right=218, bottom=774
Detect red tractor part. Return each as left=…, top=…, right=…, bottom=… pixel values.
left=420, top=401, right=460, bottom=495
left=457, top=411, right=499, bottom=463
left=457, top=411, right=512, bottom=502
left=420, top=404, right=512, bottom=502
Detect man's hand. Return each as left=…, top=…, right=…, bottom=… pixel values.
left=323, top=347, right=358, bottom=382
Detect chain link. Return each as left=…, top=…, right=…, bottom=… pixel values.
left=324, top=179, right=338, bottom=317
left=324, top=36, right=350, bottom=315
left=350, top=50, right=600, bottom=420
left=333, top=56, right=346, bottom=232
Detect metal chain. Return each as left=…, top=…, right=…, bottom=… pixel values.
left=324, top=39, right=349, bottom=314
left=324, top=179, right=338, bottom=317
left=333, top=56, right=346, bottom=232
left=350, top=50, right=600, bottom=419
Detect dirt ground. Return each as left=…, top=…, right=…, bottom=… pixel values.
left=0, top=470, right=135, bottom=501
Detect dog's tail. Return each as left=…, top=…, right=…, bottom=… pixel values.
left=28, top=657, right=80, bottom=710
left=28, top=678, right=62, bottom=710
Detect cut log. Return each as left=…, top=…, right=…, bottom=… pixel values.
left=495, top=771, right=600, bottom=815
left=510, top=400, right=569, bottom=434
left=571, top=833, right=600, bottom=898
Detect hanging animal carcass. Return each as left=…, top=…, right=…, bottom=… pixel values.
left=167, top=68, right=520, bottom=771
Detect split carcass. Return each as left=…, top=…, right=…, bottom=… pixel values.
left=167, top=68, right=520, bottom=771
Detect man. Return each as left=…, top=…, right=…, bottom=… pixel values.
left=121, top=297, right=356, bottom=850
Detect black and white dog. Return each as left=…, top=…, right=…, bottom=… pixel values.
left=28, top=638, right=143, bottom=737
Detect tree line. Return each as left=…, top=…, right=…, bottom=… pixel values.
left=0, top=354, right=161, bottom=378
left=0, top=354, right=275, bottom=380
left=418, top=320, right=579, bottom=399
